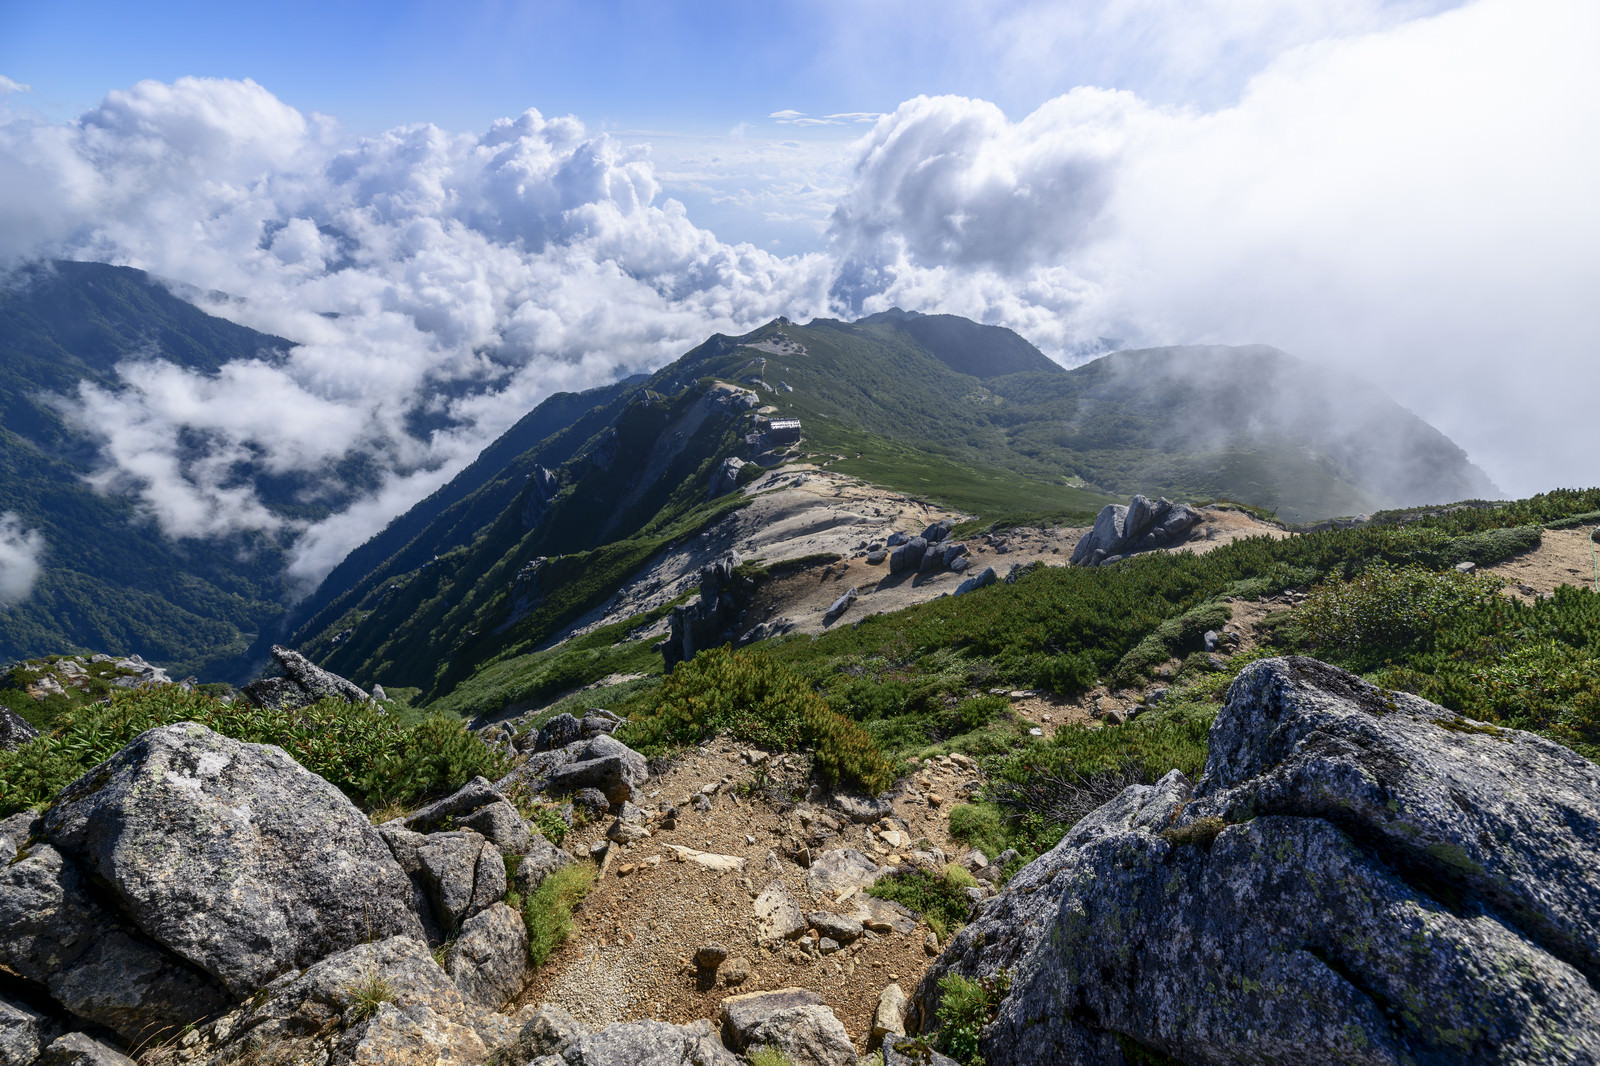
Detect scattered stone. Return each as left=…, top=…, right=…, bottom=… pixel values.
left=721, top=958, right=753, bottom=987
left=696, top=943, right=729, bottom=969
left=664, top=845, right=744, bottom=871
left=807, top=912, right=864, bottom=944
left=806, top=849, right=883, bottom=896
left=719, top=988, right=856, bottom=1066
left=872, top=983, right=908, bottom=1046
left=755, top=881, right=808, bottom=941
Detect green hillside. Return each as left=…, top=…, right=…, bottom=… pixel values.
left=0, top=262, right=308, bottom=680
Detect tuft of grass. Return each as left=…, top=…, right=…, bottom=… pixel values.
left=343, top=970, right=395, bottom=1024
left=935, top=969, right=1010, bottom=1065
left=747, top=1049, right=798, bottom=1066
left=946, top=803, right=1006, bottom=860
left=523, top=863, right=595, bottom=968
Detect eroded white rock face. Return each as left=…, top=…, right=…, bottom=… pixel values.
left=913, top=656, right=1600, bottom=1066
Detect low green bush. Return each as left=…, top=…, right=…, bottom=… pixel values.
left=622, top=646, right=894, bottom=793
left=0, top=687, right=510, bottom=817
left=867, top=865, right=979, bottom=940
left=946, top=803, right=1007, bottom=859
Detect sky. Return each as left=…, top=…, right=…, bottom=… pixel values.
left=0, top=0, right=1596, bottom=594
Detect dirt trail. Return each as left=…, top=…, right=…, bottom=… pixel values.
left=516, top=737, right=988, bottom=1052
left=1490, top=526, right=1600, bottom=600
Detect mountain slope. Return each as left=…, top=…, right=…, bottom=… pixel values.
left=0, top=262, right=310, bottom=680
left=286, top=311, right=1494, bottom=709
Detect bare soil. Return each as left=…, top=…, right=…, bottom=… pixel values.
left=514, top=737, right=986, bottom=1052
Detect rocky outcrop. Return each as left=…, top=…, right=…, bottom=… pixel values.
left=41, top=722, right=423, bottom=998
left=0, top=706, right=38, bottom=751
left=911, top=656, right=1600, bottom=1065
left=548, top=733, right=650, bottom=805
left=1069, top=494, right=1202, bottom=566
left=240, top=644, right=371, bottom=709
left=664, top=550, right=746, bottom=669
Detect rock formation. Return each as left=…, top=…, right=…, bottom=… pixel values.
left=239, top=644, right=371, bottom=709
left=1069, top=494, right=1202, bottom=566
left=663, top=551, right=746, bottom=669
left=911, top=656, right=1600, bottom=1065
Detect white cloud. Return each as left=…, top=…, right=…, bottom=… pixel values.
left=0, top=513, right=46, bottom=605
left=826, top=0, right=1600, bottom=493
left=0, top=77, right=832, bottom=587
left=0, top=75, right=30, bottom=95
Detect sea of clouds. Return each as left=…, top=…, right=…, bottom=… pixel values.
left=0, top=0, right=1594, bottom=598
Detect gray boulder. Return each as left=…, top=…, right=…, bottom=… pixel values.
left=912, top=656, right=1600, bottom=1065
left=806, top=848, right=883, bottom=896
left=552, top=1019, right=739, bottom=1066
left=889, top=536, right=928, bottom=574
left=0, top=706, right=38, bottom=751
left=0, top=994, right=61, bottom=1066
left=506, top=1004, right=587, bottom=1061
left=0, top=839, right=227, bottom=1042
left=832, top=791, right=893, bottom=823
left=240, top=644, right=369, bottom=709
left=719, top=988, right=856, bottom=1066
left=534, top=713, right=584, bottom=753
left=34, top=1033, right=134, bottom=1066
left=515, top=832, right=576, bottom=895
left=194, top=936, right=485, bottom=1066
left=399, top=776, right=533, bottom=855
left=548, top=733, right=649, bottom=805
left=1069, top=496, right=1202, bottom=566
left=953, top=566, right=998, bottom=596
left=808, top=911, right=863, bottom=944
left=42, top=722, right=423, bottom=997
left=444, top=902, right=528, bottom=1008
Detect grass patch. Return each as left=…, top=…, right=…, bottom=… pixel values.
left=523, top=863, right=595, bottom=968
left=936, top=969, right=1011, bottom=1065
left=867, top=865, right=979, bottom=940
left=343, top=971, right=395, bottom=1024
left=946, top=803, right=1007, bottom=859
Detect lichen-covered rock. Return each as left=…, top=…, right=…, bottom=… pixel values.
left=239, top=644, right=370, bottom=709
left=0, top=706, right=38, bottom=751
left=547, top=733, right=649, bottom=805
left=754, top=881, right=807, bottom=941
left=1069, top=495, right=1201, bottom=565
left=719, top=988, right=855, bottom=1066
left=444, top=902, right=528, bottom=1008
left=42, top=723, right=423, bottom=997
left=912, top=656, right=1600, bottom=1065
left=0, top=840, right=227, bottom=1042
left=398, top=776, right=533, bottom=855
left=0, top=994, right=60, bottom=1066
left=554, top=1018, right=739, bottom=1065
left=34, top=1032, right=135, bottom=1066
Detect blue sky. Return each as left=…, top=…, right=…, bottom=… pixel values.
left=0, top=0, right=1596, bottom=582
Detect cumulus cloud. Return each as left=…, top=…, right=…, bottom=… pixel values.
left=828, top=0, right=1600, bottom=493
left=0, top=513, right=46, bottom=605
left=0, top=76, right=832, bottom=586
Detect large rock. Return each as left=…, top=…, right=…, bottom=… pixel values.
left=889, top=537, right=928, bottom=575
left=541, top=1019, right=739, bottom=1066
left=239, top=644, right=370, bottom=709
left=912, top=656, right=1600, bottom=1065
left=444, top=902, right=528, bottom=1008
left=398, top=776, right=533, bottom=855
left=42, top=723, right=424, bottom=997
left=1069, top=496, right=1201, bottom=565
left=547, top=733, right=649, bottom=805
left=0, top=840, right=227, bottom=1042
left=0, top=706, right=38, bottom=751
left=754, top=881, right=808, bottom=942
left=953, top=566, right=998, bottom=596
left=186, top=936, right=486, bottom=1066
left=719, top=988, right=855, bottom=1066
left=34, top=1033, right=135, bottom=1066
left=0, top=994, right=60, bottom=1066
